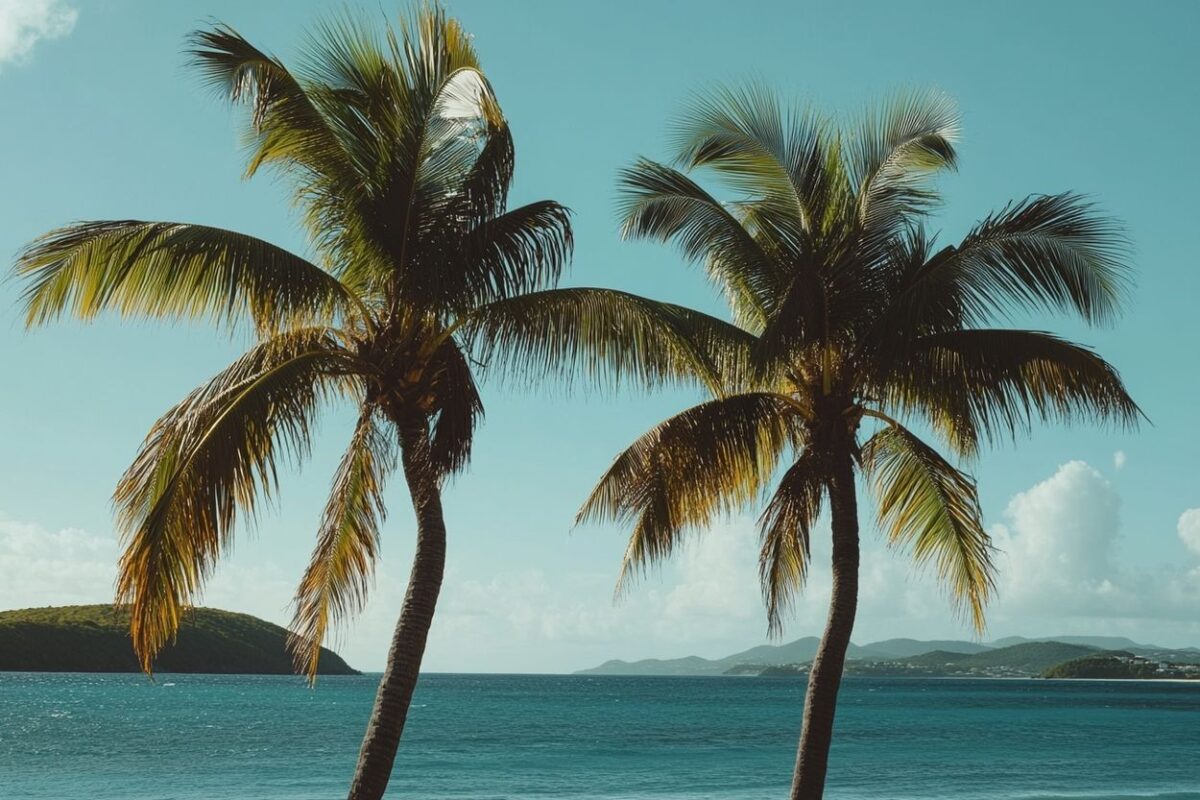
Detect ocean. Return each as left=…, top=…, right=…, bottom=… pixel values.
left=1, top=673, right=1197, bottom=800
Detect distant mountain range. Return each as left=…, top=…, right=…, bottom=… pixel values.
left=575, top=635, right=1200, bottom=677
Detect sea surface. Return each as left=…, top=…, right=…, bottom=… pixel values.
left=1, top=672, right=1197, bottom=800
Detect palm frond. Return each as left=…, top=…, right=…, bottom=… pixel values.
left=577, top=393, right=806, bottom=592
left=292, top=6, right=498, bottom=307
left=114, top=335, right=361, bottom=673
left=672, top=83, right=832, bottom=236
left=849, top=89, right=958, bottom=240
left=445, top=200, right=573, bottom=309
left=758, top=449, right=824, bottom=635
left=289, top=407, right=396, bottom=681
left=888, top=193, right=1130, bottom=328
left=426, top=338, right=484, bottom=478
left=877, top=328, right=1141, bottom=456
left=860, top=422, right=994, bottom=632
left=189, top=24, right=350, bottom=180
left=16, top=221, right=355, bottom=334
left=618, top=158, right=781, bottom=321
left=460, top=287, right=762, bottom=396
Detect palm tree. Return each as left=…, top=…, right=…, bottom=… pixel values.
left=12, top=8, right=590, bottom=799
left=580, top=87, right=1140, bottom=799
left=15, top=9, right=754, bottom=796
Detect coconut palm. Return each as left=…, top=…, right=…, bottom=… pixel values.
left=14, top=9, right=751, bottom=796
left=579, top=87, right=1140, bottom=799
left=12, top=8, right=592, bottom=799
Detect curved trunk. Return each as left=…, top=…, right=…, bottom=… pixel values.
left=347, top=417, right=445, bottom=800
left=790, top=446, right=860, bottom=800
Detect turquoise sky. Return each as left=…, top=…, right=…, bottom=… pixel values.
left=1, top=1, right=1198, bottom=672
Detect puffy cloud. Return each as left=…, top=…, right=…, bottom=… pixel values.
left=0, top=0, right=76, bottom=69
left=1178, top=509, right=1200, bottom=557
left=991, top=461, right=1123, bottom=615
left=1113, top=450, right=1127, bottom=470
left=988, top=462, right=1200, bottom=630
left=0, top=515, right=116, bottom=609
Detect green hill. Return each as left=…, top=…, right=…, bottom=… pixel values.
left=1042, top=653, right=1156, bottom=679
left=857, top=641, right=1097, bottom=676
left=942, top=641, right=1097, bottom=672
left=1042, top=652, right=1200, bottom=680
left=0, top=605, right=358, bottom=675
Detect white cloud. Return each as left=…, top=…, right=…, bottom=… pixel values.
left=1113, top=450, right=1127, bottom=470
left=988, top=461, right=1200, bottom=629
left=990, top=461, right=1122, bottom=615
left=1177, top=509, right=1200, bottom=557
left=0, top=515, right=117, bottom=609
left=0, top=0, right=77, bottom=69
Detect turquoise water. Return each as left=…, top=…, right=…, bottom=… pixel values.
left=1, top=673, right=1197, bottom=799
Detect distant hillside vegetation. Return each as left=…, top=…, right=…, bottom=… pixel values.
left=0, top=605, right=357, bottom=675
left=728, top=642, right=1102, bottom=678
left=1043, top=653, right=1155, bottom=679
left=1043, top=653, right=1200, bottom=680
left=952, top=642, right=1096, bottom=672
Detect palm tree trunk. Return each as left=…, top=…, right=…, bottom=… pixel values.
left=790, top=446, right=860, bottom=800
left=347, top=417, right=445, bottom=800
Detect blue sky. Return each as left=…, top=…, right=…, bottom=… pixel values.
left=1, top=0, right=1198, bottom=672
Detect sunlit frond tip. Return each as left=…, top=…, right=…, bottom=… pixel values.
left=861, top=423, right=995, bottom=633
left=113, top=339, right=355, bottom=674
left=289, top=409, right=396, bottom=681
left=758, top=450, right=824, bottom=636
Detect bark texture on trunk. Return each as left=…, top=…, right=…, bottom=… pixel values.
left=347, top=418, right=445, bottom=800
left=790, top=445, right=860, bottom=800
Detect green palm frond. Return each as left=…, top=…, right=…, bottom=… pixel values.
left=888, top=193, right=1130, bottom=328
left=16, top=221, right=355, bottom=334
left=673, top=83, right=832, bottom=236
left=426, top=339, right=483, bottom=478
left=189, top=24, right=350, bottom=181
left=878, top=328, right=1141, bottom=456
left=860, top=422, right=994, bottom=632
left=618, top=158, right=782, bottom=321
left=758, top=449, right=824, bottom=635
left=461, top=287, right=761, bottom=396
left=443, top=200, right=573, bottom=309
left=290, top=408, right=396, bottom=681
left=578, top=392, right=807, bottom=592
left=114, top=336, right=361, bottom=673
left=849, top=89, right=958, bottom=240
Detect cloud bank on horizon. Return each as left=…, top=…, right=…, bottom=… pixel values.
left=0, top=0, right=76, bottom=70
left=3, top=459, right=1198, bottom=673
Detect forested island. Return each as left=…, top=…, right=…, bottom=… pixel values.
left=0, top=605, right=358, bottom=675
left=1042, top=653, right=1200, bottom=680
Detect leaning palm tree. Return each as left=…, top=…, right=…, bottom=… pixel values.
left=14, top=9, right=748, bottom=796
left=577, top=87, right=1139, bottom=799
left=12, top=9, right=588, bottom=799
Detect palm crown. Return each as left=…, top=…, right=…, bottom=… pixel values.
left=580, top=86, right=1139, bottom=634
left=15, top=9, right=573, bottom=678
